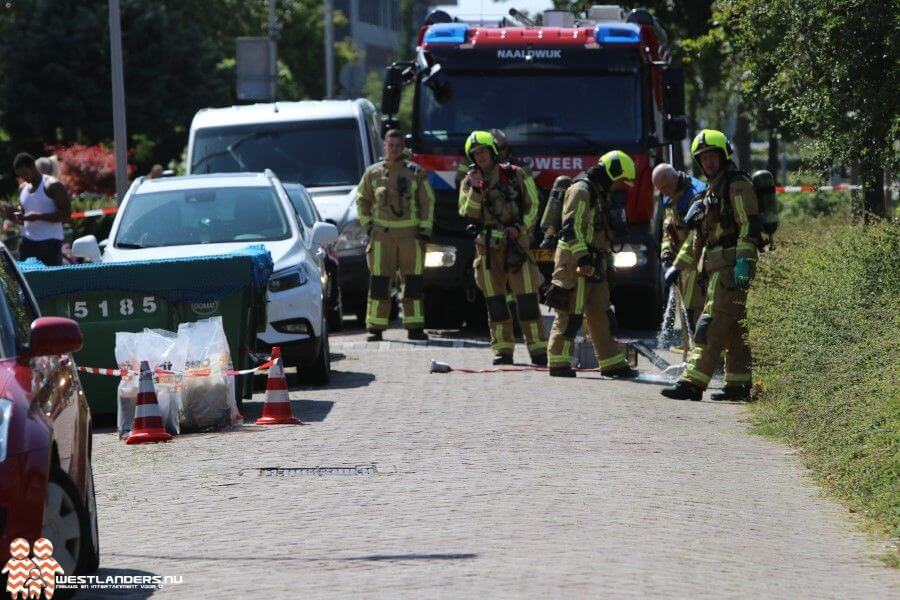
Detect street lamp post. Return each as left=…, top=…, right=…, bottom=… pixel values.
left=108, top=0, right=128, bottom=202
left=324, top=0, right=334, bottom=98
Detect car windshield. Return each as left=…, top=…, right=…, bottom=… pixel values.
left=285, top=186, right=317, bottom=229
left=417, top=72, right=643, bottom=148
left=190, top=119, right=365, bottom=187
left=115, top=186, right=290, bottom=248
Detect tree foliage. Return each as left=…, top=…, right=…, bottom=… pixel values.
left=714, top=0, right=899, bottom=200
left=0, top=0, right=356, bottom=194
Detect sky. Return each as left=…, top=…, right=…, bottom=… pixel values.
left=431, top=0, right=556, bottom=21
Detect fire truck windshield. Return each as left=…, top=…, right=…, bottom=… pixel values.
left=417, top=72, right=642, bottom=150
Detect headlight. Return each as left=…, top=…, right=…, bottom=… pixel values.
left=613, top=244, right=648, bottom=269
left=424, top=243, right=457, bottom=268
left=334, top=221, right=368, bottom=257
left=0, top=398, right=12, bottom=462
left=268, top=265, right=309, bottom=292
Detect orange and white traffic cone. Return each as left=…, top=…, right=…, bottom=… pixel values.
left=256, top=347, right=302, bottom=425
left=126, top=361, right=173, bottom=444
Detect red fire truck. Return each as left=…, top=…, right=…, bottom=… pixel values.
left=381, top=6, right=687, bottom=328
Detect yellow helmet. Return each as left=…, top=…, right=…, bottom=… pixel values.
left=691, top=129, right=733, bottom=161
left=598, top=150, right=636, bottom=183
left=464, top=130, right=499, bottom=160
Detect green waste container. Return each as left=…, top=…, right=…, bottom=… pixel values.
left=20, top=246, right=273, bottom=416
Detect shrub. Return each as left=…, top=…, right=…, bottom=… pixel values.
left=747, top=218, right=900, bottom=542
left=51, top=144, right=135, bottom=196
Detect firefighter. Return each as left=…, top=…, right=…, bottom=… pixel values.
left=661, top=129, right=761, bottom=401
left=459, top=130, right=548, bottom=365
left=456, top=129, right=530, bottom=192
left=651, top=163, right=707, bottom=328
left=544, top=151, right=640, bottom=379
left=357, top=129, right=435, bottom=342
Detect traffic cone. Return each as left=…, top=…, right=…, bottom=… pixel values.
left=126, top=361, right=173, bottom=444
left=256, top=347, right=302, bottom=425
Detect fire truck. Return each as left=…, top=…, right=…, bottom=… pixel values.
left=381, top=5, right=687, bottom=328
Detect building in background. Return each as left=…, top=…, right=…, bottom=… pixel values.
left=334, top=0, right=399, bottom=96
left=336, top=0, right=451, bottom=97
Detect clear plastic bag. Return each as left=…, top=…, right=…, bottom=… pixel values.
left=178, top=317, right=240, bottom=432
left=115, top=332, right=140, bottom=439
left=115, top=330, right=186, bottom=439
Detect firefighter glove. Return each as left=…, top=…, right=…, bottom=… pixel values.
left=733, top=258, right=752, bottom=288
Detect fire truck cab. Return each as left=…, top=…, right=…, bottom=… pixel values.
left=382, top=5, right=687, bottom=328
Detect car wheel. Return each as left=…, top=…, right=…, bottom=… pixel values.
left=83, top=461, right=100, bottom=573
left=327, top=283, right=344, bottom=332
left=298, top=319, right=331, bottom=385
left=43, top=466, right=90, bottom=577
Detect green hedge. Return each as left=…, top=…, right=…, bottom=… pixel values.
left=747, top=218, right=900, bottom=545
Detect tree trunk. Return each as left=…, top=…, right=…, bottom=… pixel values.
left=857, top=159, right=887, bottom=221
left=733, top=103, right=751, bottom=172
left=767, top=132, right=779, bottom=184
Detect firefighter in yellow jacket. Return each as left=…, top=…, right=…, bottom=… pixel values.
left=459, top=130, right=548, bottom=365
left=544, top=151, right=639, bottom=378
left=357, top=129, right=435, bottom=342
left=651, top=163, right=707, bottom=328
left=662, top=129, right=761, bottom=401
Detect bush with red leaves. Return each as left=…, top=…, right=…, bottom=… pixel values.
left=50, top=144, right=135, bottom=196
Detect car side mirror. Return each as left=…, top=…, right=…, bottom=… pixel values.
left=311, top=222, right=338, bottom=247
left=423, top=63, right=452, bottom=105
left=27, top=317, right=83, bottom=358
left=72, top=235, right=102, bottom=263
left=382, top=65, right=403, bottom=116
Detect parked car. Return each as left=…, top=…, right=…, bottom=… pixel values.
left=185, top=99, right=381, bottom=322
left=0, top=244, right=99, bottom=579
left=282, top=182, right=344, bottom=332
left=71, top=171, right=338, bottom=383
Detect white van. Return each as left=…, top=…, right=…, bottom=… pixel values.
left=187, top=100, right=381, bottom=321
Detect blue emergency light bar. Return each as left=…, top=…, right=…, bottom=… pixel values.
left=594, top=22, right=641, bottom=44
left=423, top=23, right=470, bottom=45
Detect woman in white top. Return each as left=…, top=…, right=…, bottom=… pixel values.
left=12, top=153, right=71, bottom=266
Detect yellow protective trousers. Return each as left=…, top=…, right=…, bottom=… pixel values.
left=681, top=269, right=752, bottom=389
left=473, top=241, right=548, bottom=359
left=547, top=277, right=627, bottom=371
left=365, top=229, right=425, bottom=330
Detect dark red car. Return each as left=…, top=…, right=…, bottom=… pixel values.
left=0, top=245, right=99, bottom=581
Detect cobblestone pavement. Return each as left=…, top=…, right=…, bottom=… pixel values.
left=86, top=324, right=899, bottom=599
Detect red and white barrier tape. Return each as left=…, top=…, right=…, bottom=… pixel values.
left=76, top=357, right=274, bottom=378
left=69, top=207, right=118, bottom=219
left=67, top=187, right=866, bottom=219
left=775, top=184, right=861, bottom=193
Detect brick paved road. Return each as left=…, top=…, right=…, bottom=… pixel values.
left=85, top=326, right=899, bottom=599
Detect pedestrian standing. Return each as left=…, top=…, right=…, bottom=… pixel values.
left=12, top=153, right=70, bottom=266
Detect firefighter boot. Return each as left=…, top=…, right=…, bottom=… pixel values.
left=408, top=328, right=429, bottom=341
left=530, top=352, right=548, bottom=367
left=661, top=380, right=703, bottom=401
left=711, top=385, right=751, bottom=401
left=366, top=329, right=383, bottom=342
left=493, top=354, right=514, bottom=366
left=604, top=365, right=639, bottom=379
left=549, top=365, right=576, bottom=378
